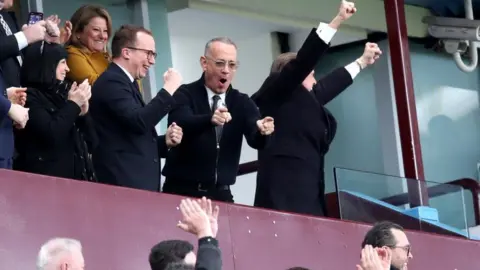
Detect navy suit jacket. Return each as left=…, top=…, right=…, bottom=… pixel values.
left=0, top=11, right=22, bottom=87
left=0, top=72, right=13, bottom=166
left=89, top=63, right=176, bottom=191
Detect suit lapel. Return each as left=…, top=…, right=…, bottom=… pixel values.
left=192, top=77, right=211, bottom=114
left=109, top=63, right=145, bottom=106
left=0, top=11, right=23, bottom=64
left=132, top=80, right=145, bottom=106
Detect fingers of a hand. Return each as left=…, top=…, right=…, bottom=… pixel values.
left=36, top=20, right=47, bottom=27
left=214, top=114, right=225, bottom=124
left=206, top=198, right=213, bottom=215
left=177, top=222, right=189, bottom=231
left=179, top=200, right=191, bottom=219
left=218, top=107, right=228, bottom=113
left=201, top=196, right=208, bottom=212
left=190, top=199, right=204, bottom=214
left=213, top=205, right=220, bottom=219
left=15, top=87, right=27, bottom=93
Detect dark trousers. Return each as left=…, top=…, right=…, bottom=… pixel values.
left=0, top=157, right=12, bottom=169
left=163, top=178, right=234, bottom=203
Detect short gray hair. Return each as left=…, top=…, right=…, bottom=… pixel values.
left=36, top=238, right=83, bottom=270
left=204, top=37, right=237, bottom=56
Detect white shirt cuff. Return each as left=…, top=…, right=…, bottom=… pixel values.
left=315, top=22, right=337, bottom=44
left=344, top=61, right=361, bottom=80
left=14, top=31, right=28, bottom=50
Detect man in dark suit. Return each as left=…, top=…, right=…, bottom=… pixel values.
left=0, top=0, right=47, bottom=87
left=0, top=72, right=28, bottom=169
left=162, top=37, right=275, bottom=202
left=90, top=25, right=183, bottom=192
left=251, top=0, right=381, bottom=217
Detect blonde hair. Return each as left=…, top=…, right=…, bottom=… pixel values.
left=66, top=4, right=113, bottom=51
left=270, top=52, right=297, bottom=73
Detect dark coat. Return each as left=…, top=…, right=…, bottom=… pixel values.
left=89, top=63, right=175, bottom=191
left=0, top=10, right=22, bottom=87
left=163, top=75, right=269, bottom=188
left=251, top=29, right=353, bottom=216
left=13, top=42, right=97, bottom=180
left=0, top=71, right=12, bottom=168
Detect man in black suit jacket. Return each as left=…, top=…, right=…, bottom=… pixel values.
left=162, top=37, right=275, bottom=202
left=251, top=1, right=381, bottom=217
left=0, top=1, right=47, bottom=87
left=90, top=25, right=183, bottom=192
left=0, top=72, right=28, bottom=169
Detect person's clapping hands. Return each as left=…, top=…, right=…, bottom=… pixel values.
left=177, top=197, right=219, bottom=239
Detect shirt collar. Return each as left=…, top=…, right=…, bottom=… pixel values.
left=115, top=63, right=135, bottom=83
left=205, top=86, right=226, bottom=103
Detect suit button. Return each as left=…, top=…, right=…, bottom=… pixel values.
left=153, top=158, right=159, bottom=163
left=152, top=138, right=156, bottom=143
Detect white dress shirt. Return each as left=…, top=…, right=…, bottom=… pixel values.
left=205, top=86, right=226, bottom=109
left=115, top=63, right=135, bottom=83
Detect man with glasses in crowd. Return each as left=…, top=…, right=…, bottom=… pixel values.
left=162, top=37, right=275, bottom=202
left=360, top=221, right=413, bottom=270
left=90, top=24, right=183, bottom=192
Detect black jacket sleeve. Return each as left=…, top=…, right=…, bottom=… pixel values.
left=168, top=86, right=212, bottom=135
left=0, top=35, right=20, bottom=63
left=102, top=77, right=176, bottom=134
left=313, top=67, right=353, bottom=105
left=252, top=28, right=330, bottom=106
left=195, top=237, right=222, bottom=270
left=242, top=96, right=270, bottom=149
left=0, top=95, right=11, bottom=121
left=157, top=135, right=169, bottom=158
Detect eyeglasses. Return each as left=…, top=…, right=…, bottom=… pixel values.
left=205, top=56, right=239, bottom=71
left=389, top=245, right=411, bottom=256
left=127, top=47, right=157, bottom=59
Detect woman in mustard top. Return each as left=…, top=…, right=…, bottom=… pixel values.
left=65, top=5, right=112, bottom=85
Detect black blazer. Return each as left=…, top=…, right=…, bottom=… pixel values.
left=0, top=11, right=22, bottom=87
left=163, top=75, right=269, bottom=186
left=251, top=28, right=353, bottom=216
left=0, top=70, right=13, bottom=165
left=89, top=63, right=175, bottom=191
left=13, top=84, right=97, bottom=180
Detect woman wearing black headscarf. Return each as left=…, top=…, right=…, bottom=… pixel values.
left=13, top=41, right=97, bottom=181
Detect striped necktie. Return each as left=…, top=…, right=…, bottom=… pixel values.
left=0, top=14, right=22, bottom=66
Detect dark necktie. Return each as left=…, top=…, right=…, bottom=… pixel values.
left=133, top=80, right=140, bottom=92
left=211, top=95, right=223, bottom=144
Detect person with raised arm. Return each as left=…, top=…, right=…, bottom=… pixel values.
left=251, top=0, right=382, bottom=217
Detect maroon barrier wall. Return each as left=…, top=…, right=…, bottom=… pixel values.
left=0, top=169, right=479, bottom=270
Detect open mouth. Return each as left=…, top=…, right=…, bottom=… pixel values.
left=219, top=78, right=227, bottom=84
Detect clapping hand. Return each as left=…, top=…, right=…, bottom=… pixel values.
left=196, top=197, right=220, bottom=237
left=356, top=245, right=392, bottom=270
left=45, top=15, right=72, bottom=44
left=177, top=198, right=213, bottom=239
left=7, top=87, right=27, bottom=106
left=256, top=116, right=274, bottom=135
